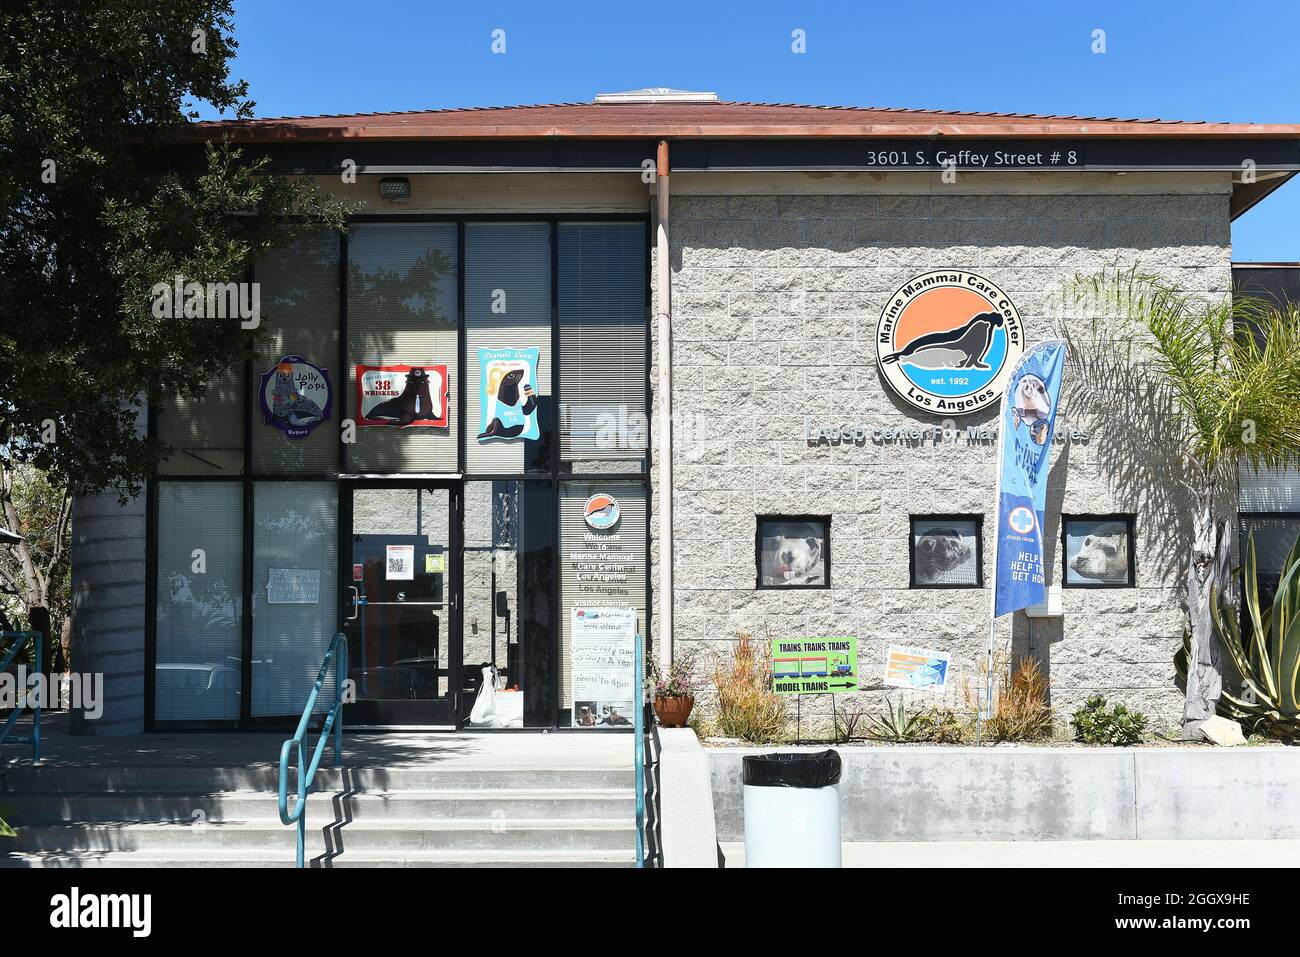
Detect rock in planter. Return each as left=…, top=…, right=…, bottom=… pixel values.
left=1201, top=715, right=1247, bottom=746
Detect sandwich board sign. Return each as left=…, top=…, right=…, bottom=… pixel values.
left=883, top=645, right=951, bottom=691
left=771, top=637, right=858, bottom=696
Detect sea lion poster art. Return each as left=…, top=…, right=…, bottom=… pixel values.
left=477, top=346, right=540, bottom=442
left=258, top=355, right=332, bottom=439
left=875, top=270, right=1024, bottom=416
left=356, top=364, right=448, bottom=428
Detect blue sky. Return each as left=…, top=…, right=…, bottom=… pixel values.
left=214, top=0, right=1300, bottom=261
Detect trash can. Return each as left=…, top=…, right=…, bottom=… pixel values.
left=743, top=749, right=842, bottom=868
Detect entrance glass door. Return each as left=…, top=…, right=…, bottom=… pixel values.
left=343, top=484, right=459, bottom=727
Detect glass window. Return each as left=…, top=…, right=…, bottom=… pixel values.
left=910, top=515, right=982, bottom=588
left=347, top=223, right=459, bottom=473
left=559, top=481, right=647, bottom=726
left=757, top=516, right=830, bottom=589
left=251, top=231, right=340, bottom=474
left=157, top=365, right=244, bottom=476
left=154, top=483, right=243, bottom=721
left=250, top=482, right=339, bottom=716
left=558, top=223, right=647, bottom=471
left=1062, top=515, right=1135, bottom=587
left=465, top=223, right=552, bottom=474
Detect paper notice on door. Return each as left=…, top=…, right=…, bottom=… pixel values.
left=267, top=568, right=321, bottom=604
left=386, top=544, right=415, bottom=580
left=425, top=553, right=445, bottom=574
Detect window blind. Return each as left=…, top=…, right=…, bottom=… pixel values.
left=558, top=223, right=647, bottom=466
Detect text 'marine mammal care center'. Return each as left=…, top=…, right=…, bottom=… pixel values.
left=70, top=90, right=1300, bottom=733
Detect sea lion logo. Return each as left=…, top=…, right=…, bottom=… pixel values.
left=875, top=270, right=1024, bottom=416
left=583, top=494, right=621, bottom=531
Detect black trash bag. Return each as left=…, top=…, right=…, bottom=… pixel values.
left=743, top=749, right=842, bottom=788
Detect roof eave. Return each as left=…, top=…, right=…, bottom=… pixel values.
left=178, top=122, right=1300, bottom=144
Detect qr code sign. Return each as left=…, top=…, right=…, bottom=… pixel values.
left=388, top=557, right=403, bottom=574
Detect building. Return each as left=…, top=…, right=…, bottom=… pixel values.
left=70, top=90, right=1300, bottom=734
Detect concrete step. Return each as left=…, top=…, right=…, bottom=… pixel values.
left=2, top=847, right=637, bottom=868
left=3, top=765, right=635, bottom=794
left=2, top=788, right=634, bottom=823
left=9, top=819, right=636, bottom=854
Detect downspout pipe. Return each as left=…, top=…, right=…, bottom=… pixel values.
left=655, top=139, right=673, bottom=675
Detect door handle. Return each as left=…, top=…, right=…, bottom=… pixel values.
left=346, top=585, right=360, bottom=621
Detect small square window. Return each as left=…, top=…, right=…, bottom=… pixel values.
left=910, top=515, right=983, bottom=588
left=1062, top=515, right=1135, bottom=587
left=756, top=516, right=830, bottom=589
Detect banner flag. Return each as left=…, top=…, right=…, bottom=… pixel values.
left=992, top=340, right=1067, bottom=617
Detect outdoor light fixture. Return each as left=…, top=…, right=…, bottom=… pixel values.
left=378, top=176, right=411, bottom=203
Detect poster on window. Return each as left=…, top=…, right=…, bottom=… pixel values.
left=385, top=544, right=414, bottom=581
left=477, top=346, right=539, bottom=442
left=356, top=364, right=448, bottom=428
left=258, top=355, right=332, bottom=439
left=571, top=607, right=637, bottom=729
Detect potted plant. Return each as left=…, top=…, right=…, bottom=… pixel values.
left=649, top=653, right=696, bottom=727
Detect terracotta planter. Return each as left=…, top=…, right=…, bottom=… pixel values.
left=654, top=695, right=695, bottom=728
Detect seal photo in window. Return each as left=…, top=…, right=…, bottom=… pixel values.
left=910, top=515, right=982, bottom=587
left=1063, top=515, right=1135, bottom=587
left=756, top=516, right=829, bottom=589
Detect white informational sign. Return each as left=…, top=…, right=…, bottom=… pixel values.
left=385, top=544, right=414, bottom=581
left=266, top=568, right=321, bottom=604
left=883, top=644, right=952, bottom=691
left=571, top=606, right=637, bottom=729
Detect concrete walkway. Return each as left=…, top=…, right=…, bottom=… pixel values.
left=720, top=839, right=1300, bottom=868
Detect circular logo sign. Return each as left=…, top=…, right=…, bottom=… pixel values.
left=583, top=494, right=621, bottom=531
left=258, top=355, right=332, bottom=440
left=1008, top=506, right=1036, bottom=535
left=875, top=270, right=1023, bottom=416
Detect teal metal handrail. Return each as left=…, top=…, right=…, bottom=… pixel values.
left=0, top=631, right=42, bottom=762
left=633, top=632, right=646, bottom=868
left=278, top=631, right=347, bottom=868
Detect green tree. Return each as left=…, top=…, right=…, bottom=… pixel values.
left=1067, top=272, right=1300, bottom=734
left=0, top=463, right=69, bottom=670
left=1, top=1, right=346, bottom=499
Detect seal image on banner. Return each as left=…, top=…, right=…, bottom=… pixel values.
left=1011, top=372, right=1053, bottom=445
left=875, top=270, right=1024, bottom=416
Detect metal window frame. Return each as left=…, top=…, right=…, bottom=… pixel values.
left=1060, top=512, right=1138, bottom=589
left=146, top=212, right=652, bottom=732
left=908, top=513, right=986, bottom=590
left=754, top=514, right=832, bottom=591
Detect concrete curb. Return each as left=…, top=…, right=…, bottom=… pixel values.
left=707, top=746, right=1300, bottom=842
left=658, top=728, right=720, bottom=867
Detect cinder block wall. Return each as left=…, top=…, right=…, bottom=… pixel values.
left=653, top=176, right=1233, bottom=730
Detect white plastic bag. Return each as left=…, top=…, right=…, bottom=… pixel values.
left=469, top=665, right=498, bottom=726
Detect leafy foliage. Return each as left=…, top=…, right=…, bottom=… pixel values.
left=864, top=700, right=968, bottom=743
left=0, top=464, right=70, bottom=666
left=983, top=656, right=1053, bottom=742
left=1070, top=271, right=1300, bottom=479
left=0, top=2, right=347, bottom=497
left=1194, top=530, right=1300, bottom=740
left=648, top=649, right=696, bottom=699
left=1071, top=695, right=1149, bottom=746
left=710, top=631, right=785, bottom=743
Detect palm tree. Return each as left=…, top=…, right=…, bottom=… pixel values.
left=1066, top=271, right=1300, bottom=735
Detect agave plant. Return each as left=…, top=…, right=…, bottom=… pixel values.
left=864, top=699, right=929, bottom=743
left=1178, top=530, right=1300, bottom=739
